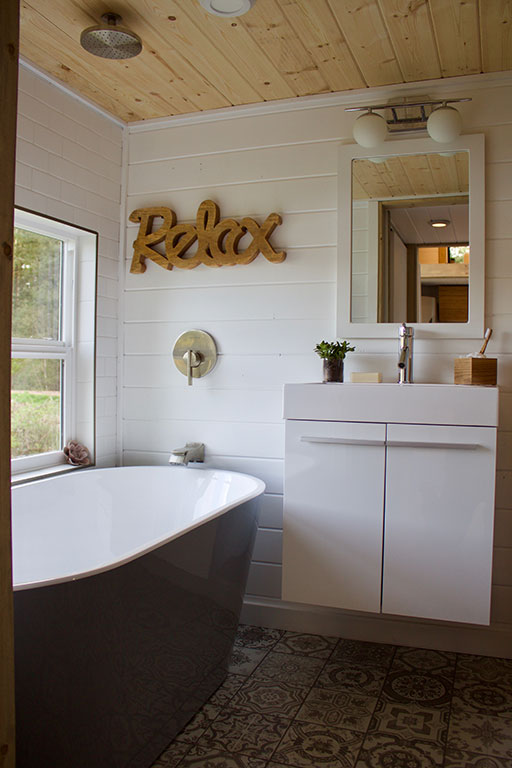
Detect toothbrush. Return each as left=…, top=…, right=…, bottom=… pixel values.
left=478, top=328, right=492, bottom=356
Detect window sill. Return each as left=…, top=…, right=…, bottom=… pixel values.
left=11, top=463, right=89, bottom=487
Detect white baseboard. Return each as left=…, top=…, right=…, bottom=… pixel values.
left=241, top=597, right=512, bottom=659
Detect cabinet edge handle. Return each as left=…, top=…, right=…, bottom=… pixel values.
left=300, top=436, right=385, bottom=446
left=299, top=437, right=481, bottom=450
left=386, top=440, right=480, bottom=450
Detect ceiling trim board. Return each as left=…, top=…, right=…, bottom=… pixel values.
left=127, top=69, right=512, bottom=133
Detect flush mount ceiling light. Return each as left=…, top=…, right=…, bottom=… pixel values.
left=430, top=219, right=450, bottom=228
left=198, top=0, right=255, bottom=17
left=347, top=98, right=470, bottom=148
left=80, top=12, right=142, bottom=59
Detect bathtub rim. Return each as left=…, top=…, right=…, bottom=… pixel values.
left=12, top=465, right=265, bottom=592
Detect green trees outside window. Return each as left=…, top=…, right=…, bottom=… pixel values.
left=11, top=228, right=63, bottom=459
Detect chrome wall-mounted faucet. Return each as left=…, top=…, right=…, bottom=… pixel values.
left=398, top=323, right=414, bottom=383
left=169, top=442, right=205, bottom=466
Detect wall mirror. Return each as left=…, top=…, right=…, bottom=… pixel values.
left=337, top=134, right=485, bottom=338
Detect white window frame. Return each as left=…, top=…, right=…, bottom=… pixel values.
left=11, top=209, right=97, bottom=479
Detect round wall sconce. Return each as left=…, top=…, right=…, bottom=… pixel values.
left=352, top=110, right=388, bottom=148
left=198, top=0, right=255, bottom=16
left=427, top=104, right=463, bottom=143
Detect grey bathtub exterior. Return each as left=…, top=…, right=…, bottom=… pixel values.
left=14, top=495, right=260, bottom=768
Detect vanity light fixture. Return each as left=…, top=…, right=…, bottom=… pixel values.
left=347, top=98, right=471, bottom=147
left=430, top=219, right=450, bottom=228
left=197, top=0, right=255, bottom=16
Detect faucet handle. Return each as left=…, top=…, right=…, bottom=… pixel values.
left=184, top=349, right=202, bottom=386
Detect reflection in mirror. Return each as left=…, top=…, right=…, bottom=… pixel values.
left=351, top=151, right=469, bottom=323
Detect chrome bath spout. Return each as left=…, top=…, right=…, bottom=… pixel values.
left=398, top=322, right=414, bottom=384
left=169, top=442, right=205, bottom=466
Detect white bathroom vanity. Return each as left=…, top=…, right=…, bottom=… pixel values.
left=282, top=383, right=499, bottom=626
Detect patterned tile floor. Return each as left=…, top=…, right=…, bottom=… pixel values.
left=152, top=625, right=512, bottom=768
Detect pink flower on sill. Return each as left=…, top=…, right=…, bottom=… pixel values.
left=63, top=440, right=91, bottom=466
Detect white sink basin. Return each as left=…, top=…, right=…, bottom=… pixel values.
left=283, top=383, right=499, bottom=427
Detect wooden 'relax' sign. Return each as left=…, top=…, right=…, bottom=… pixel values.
left=129, top=200, right=286, bottom=273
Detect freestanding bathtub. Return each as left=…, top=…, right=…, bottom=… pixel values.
left=12, top=466, right=264, bottom=768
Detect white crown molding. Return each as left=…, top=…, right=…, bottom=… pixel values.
left=19, top=58, right=125, bottom=127
left=128, top=70, right=512, bottom=133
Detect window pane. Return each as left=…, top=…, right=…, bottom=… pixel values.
left=11, top=359, right=62, bottom=458
left=448, top=245, right=470, bottom=263
left=12, top=228, right=62, bottom=340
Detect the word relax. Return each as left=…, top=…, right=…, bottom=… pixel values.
left=129, top=199, right=286, bottom=273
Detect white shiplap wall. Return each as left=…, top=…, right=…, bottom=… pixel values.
left=123, top=77, right=512, bottom=653
left=15, top=64, right=123, bottom=467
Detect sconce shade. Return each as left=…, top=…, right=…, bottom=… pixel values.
left=353, top=111, right=388, bottom=148
left=427, top=106, right=463, bottom=143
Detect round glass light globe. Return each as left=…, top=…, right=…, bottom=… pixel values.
left=353, top=112, right=387, bottom=148
left=427, top=106, right=462, bottom=143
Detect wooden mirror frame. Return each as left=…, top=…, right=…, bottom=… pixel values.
left=337, top=134, right=485, bottom=339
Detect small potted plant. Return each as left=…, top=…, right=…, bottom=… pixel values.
left=314, top=339, right=355, bottom=383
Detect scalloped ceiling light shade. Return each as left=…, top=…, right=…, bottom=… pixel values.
left=80, top=13, right=142, bottom=60
left=353, top=111, right=388, bottom=148
left=198, top=0, right=255, bottom=17
left=427, top=106, right=463, bottom=143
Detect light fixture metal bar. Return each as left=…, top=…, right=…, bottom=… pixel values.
left=385, top=125, right=428, bottom=134
left=345, top=97, right=471, bottom=113
left=387, top=116, right=430, bottom=125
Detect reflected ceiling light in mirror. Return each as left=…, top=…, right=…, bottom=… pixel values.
left=427, top=104, right=463, bottom=143
left=352, top=110, right=388, bottom=148
left=347, top=98, right=471, bottom=148
left=198, top=0, right=255, bottom=16
left=430, top=219, right=450, bottom=228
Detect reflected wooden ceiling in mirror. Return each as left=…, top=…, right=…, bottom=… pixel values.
left=19, top=0, right=512, bottom=122
left=352, top=153, right=469, bottom=201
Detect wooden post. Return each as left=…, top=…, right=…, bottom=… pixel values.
left=0, top=1, right=19, bottom=766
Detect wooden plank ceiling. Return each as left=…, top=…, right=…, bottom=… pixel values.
left=19, top=0, right=512, bottom=123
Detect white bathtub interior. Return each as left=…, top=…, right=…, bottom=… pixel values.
left=12, top=466, right=265, bottom=591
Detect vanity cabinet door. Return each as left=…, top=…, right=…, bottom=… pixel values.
left=282, top=420, right=386, bottom=613
left=382, top=423, right=497, bottom=625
